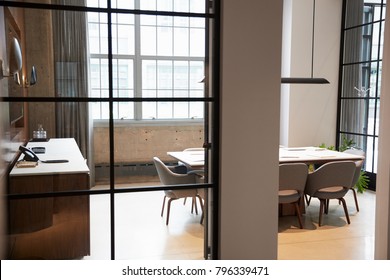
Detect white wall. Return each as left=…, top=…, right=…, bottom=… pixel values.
left=281, top=0, right=342, bottom=147
left=375, top=9, right=390, bottom=259
left=219, top=0, right=282, bottom=259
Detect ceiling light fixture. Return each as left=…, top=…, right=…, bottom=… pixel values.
left=281, top=0, right=329, bottom=84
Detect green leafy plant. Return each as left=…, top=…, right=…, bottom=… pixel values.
left=339, top=135, right=356, bottom=152
left=356, top=170, right=369, bottom=193
left=319, top=143, right=335, bottom=150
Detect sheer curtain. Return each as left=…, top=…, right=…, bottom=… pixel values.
left=52, top=0, right=89, bottom=158
left=341, top=0, right=364, bottom=148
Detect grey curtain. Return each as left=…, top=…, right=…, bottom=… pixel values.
left=341, top=0, right=364, bottom=148
left=52, top=0, right=89, bottom=158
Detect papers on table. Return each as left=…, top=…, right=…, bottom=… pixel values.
left=279, top=146, right=364, bottom=163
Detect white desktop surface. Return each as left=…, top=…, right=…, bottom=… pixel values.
left=168, top=147, right=365, bottom=168
left=279, top=146, right=365, bottom=163
left=10, top=138, right=89, bottom=176
left=167, top=151, right=205, bottom=167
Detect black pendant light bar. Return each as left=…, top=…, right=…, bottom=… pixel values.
left=281, top=77, right=329, bottom=84
left=281, top=0, right=329, bottom=84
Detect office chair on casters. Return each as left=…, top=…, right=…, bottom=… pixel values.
left=304, top=161, right=356, bottom=226
left=153, top=157, right=199, bottom=225
left=343, top=148, right=366, bottom=212
left=279, top=163, right=308, bottom=229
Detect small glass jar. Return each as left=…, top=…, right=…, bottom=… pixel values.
left=33, top=124, right=47, bottom=139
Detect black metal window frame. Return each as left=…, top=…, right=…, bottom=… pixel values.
left=337, top=0, right=386, bottom=191
left=1, top=0, right=221, bottom=260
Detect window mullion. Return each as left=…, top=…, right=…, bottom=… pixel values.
left=134, top=0, right=142, bottom=120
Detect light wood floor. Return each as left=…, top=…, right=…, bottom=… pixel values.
left=85, top=183, right=376, bottom=260
left=278, top=190, right=376, bottom=259
left=86, top=182, right=205, bottom=260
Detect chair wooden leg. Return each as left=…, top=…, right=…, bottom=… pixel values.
left=325, top=199, right=329, bottom=214
left=279, top=204, right=283, bottom=217
left=161, top=196, right=167, bottom=217
left=339, top=197, right=351, bottom=224
left=351, top=188, right=360, bottom=212
left=294, top=202, right=303, bottom=229
left=191, top=197, right=198, bottom=215
left=197, top=195, right=204, bottom=224
left=319, top=199, right=325, bottom=226
left=166, top=198, right=176, bottom=225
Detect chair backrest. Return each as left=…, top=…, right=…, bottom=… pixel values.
left=343, top=148, right=366, bottom=158
left=343, top=149, right=366, bottom=187
left=279, top=163, right=308, bottom=192
left=153, top=157, right=196, bottom=185
left=305, top=161, right=356, bottom=196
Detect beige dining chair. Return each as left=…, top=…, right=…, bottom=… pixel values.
left=279, top=163, right=308, bottom=229
left=153, top=156, right=199, bottom=225
left=304, top=160, right=356, bottom=226
left=343, top=148, right=366, bottom=212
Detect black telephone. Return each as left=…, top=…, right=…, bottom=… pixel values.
left=19, top=146, right=69, bottom=163
left=19, top=145, right=39, bottom=162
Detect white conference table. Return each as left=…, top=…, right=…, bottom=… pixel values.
left=279, top=146, right=365, bottom=164
left=168, top=146, right=365, bottom=168
left=167, top=150, right=205, bottom=169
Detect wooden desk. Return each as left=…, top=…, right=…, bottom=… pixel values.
left=8, top=138, right=90, bottom=259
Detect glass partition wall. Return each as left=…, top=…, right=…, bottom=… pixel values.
left=338, top=0, right=386, bottom=190
left=1, top=0, right=220, bottom=260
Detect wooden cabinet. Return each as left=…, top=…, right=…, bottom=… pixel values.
left=8, top=138, right=90, bottom=259
left=9, top=175, right=54, bottom=234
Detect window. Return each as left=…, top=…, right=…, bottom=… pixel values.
left=338, top=0, right=386, bottom=190
left=87, top=0, right=206, bottom=120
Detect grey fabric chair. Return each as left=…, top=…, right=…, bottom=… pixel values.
left=180, top=148, right=204, bottom=205
left=279, top=163, right=308, bottom=229
left=343, top=148, right=366, bottom=212
left=153, top=156, right=199, bottom=225
left=304, top=161, right=356, bottom=226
